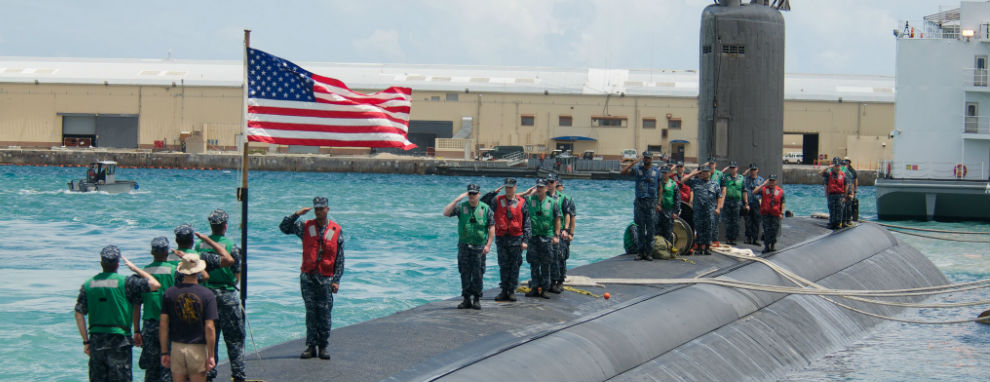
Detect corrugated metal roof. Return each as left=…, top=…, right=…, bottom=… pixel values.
left=0, top=56, right=894, bottom=102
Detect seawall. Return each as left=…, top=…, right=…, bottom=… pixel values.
left=0, top=148, right=877, bottom=185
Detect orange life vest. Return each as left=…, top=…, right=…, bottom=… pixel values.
left=493, top=194, right=526, bottom=237
left=301, top=219, right=340, bottom=277
left=760, top=186, right=784, bottom=216
left=827, top=171, right=846, bottom=195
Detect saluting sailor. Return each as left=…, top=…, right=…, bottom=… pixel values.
left=443, top=184, right=495, bottom=309
left=720, top=162, right=745, bottom=245
left=620, top=151, right=660, bottom=260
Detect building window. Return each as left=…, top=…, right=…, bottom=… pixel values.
left=643, top=118, right=657, bottom=129
left=702, top=45, right=712, bottom=54
left=647, top=145, right=663, bottom=153
left=721, top=44, right=745, bottom=55
left=445, top=93, right=459, bottom=101
left=559, top=115, right=572, bottom=127
left=662, top=129, right=669, bottom=138
left=591, top=116, right=627, bottom=128
left=521, top=115, right=535, bottom=126
left=668, top=119, right=682, bottom=129
left=430, top=95, right=441, bottom=102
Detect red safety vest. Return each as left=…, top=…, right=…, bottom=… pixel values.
left=760, top=186, right=784, bottom=217
left=826, top=171, right=846, bottom=195
left=676, top=178, right=691, bottom=202
left=493, top=194, right=526, bottom=237
left=301, top=219, right=341, bottom=277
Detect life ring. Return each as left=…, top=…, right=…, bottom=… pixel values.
left=953, top=164, right=967, bottom=178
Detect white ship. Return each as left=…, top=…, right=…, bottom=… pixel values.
left=876, top=1, right=990, bottom=221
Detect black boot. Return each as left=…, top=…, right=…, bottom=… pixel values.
left=770, top=243, right=776, bottom=251
left=457, top=296, right=471, bottom=309
left=525, top=288, right=540, bottom=298
left=472, top=295, right=481, bottom=310
left=762, top=245, right=770, bottom=254
left=549, top=281, right=563, bottom=294
left=539, top=288, right=551, bottom=299
left=507, top=291, right=517, bottom=302
left=318, top=346, right=331, bottom=360
left=494, top=290, right=510, bottom=302
left=300, top=346, right=316, bottom=359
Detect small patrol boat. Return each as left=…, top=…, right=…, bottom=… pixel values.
left=67, top=161, right=138, bottom=193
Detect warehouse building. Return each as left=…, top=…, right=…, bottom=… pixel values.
left=0, top=56, right=894, bottom=165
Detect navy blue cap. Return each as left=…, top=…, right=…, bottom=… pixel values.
left=749, top=163, right=759, bottom=170
left=151, top=236, right=169, bottom=253
left=660, top=166, right=671, bottom=173
left=676, top=161, right=685, bottom=167
left=174, top=224, right=194, bottom=241
left=642, top=151, right=652, bottom=158
left=545, top=173, right=559, bottom=181
left=504, top=177, right=517, bottom=186
left=536, top=179, right=547, bottom=187
left=467, top=184, right=480, bottom=193
left=313, top=196, right=329, bottom=208
left=700, top=166, right=712, bottom=172
left=769, top=174, right=778, bottom=180
left=728, top=161, right=738, bottom=168
left=832, top=157, right=842, bottom=166
left=208, top=209, right=229, bottom=224
left=100, top=245, right=121, bottom=264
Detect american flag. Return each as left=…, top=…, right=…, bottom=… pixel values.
left=246, top=48, right=415, bottom=149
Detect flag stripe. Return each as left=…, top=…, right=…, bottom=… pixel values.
left=248, top=121, right=409, bottom=135
left=247, top=127, right=414, bottom=143
left=248, top=135, right=417, bottom=149
left=249, top=98, right=410, bottom=119
left=249, top=106, right=409, bottom=125
left=249, top=113, right=409, bottom=130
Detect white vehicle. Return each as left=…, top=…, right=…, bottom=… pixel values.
left=782, top=152, right=803, bottom=164
left=622, top=149, right=638, bottom=161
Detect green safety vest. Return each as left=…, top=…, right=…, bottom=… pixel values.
left=83, top=272, right=132, bottom=335
left=527, top=195, right=558, bottom=237
left=712, top=169, right=724, bottom=185
left=623, top=222, right=638, bottom=251
left=725, top=174, right=744, bottom=201
left=660, top=179, right=677, bottom=209
left=457, top=201, right=491, bottom=245
left=197, top=235, right=236, bottom=290
left=140, top=261, right=177, bottom=320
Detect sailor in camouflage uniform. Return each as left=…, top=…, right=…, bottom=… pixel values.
left=444, top=184, right=495, bottom=309
left=548, top=177, right=574, bottom=294
left=656, top=166, right=681, bottom=243
left=720, top=162, right=745, bottom=245
left=681, top=166, right=724, bottom=255
left=707, top=159, right=726, bottom=242
left=620, top=151, right=660, bottom=260
left=134, top=237, right=176, bottom=382
left=753, top=174, right=786, bottom=253
left=524, top=179, right=561, bottom=298
left=74, top=245, right=161, bottom=382
left=742, top=164, right=765, bottom=245
left=280, top=197, right=346, bottom=360
left=198, top=209, right=246, bottom=381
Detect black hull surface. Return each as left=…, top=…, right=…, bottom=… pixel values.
left=217, top=218, right=947, bottom=381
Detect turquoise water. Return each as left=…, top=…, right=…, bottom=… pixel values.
left=0, top=165, right=986, bottom=381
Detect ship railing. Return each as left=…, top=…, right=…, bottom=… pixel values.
left=963, top=115, right=990, bottom=135
left=896, top=19, right=962, bottom=40
left=965, top=68, right=988, bottom=88
left=878, top=160, right=990, bottom=181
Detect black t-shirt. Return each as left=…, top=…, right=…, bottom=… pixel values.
left=162, top=283, right=218, bottom=344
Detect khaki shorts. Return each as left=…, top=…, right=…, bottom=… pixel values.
left=171, top=341, right=208, bottom=376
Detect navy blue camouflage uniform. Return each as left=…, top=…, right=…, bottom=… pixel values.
left=75, top=273, right=150, bottom=382
left=280, top=214, right=345, bottom=349
left=631, top=163, right=660, bottom=256
left=526, top=194, right=561, bottom=293
left=843, top=166, right=858, bottom=224
left=743, top=174, right=765, bottom=243
left=761, top=187, right=785, bottom=246
left=686, top=176, right=722, bottom=246
left=449, top=203, right=495, bottom=298
left=201, top=245, right=245, bottom=381
left=480, top=191, right=532, bottom=295
left=721, top=173, right=745, bottom=242
left=551, top=191, right=575, bottom=284
left=824, top=169, right=847, bottom=228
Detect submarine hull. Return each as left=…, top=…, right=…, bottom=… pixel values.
left=216, top=218, right=947, bottom=382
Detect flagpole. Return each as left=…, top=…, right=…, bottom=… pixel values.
left=238, top=29, right=251, bottom=308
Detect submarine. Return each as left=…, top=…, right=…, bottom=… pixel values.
left=217, top=1, right=952, bottom=381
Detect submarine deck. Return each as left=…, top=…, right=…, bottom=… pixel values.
left=218, top=217, right=847, bottom=381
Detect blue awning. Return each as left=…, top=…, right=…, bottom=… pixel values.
left=671, top=139, right=690, bottom=144
left=551, top=136, right=597, bottom=141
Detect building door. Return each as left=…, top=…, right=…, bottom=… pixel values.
left=62, top=115, right=96, bottom=147
left=975, top=55, right=987, bottom=87
left=801, top=134, right=818, bottom=165
left=95, top=115, right=139, bottom=148
left=671, top=142, right=686, bottom=162
left=965, top=103, right=978, bottom=133
left=555, top=142, right=574, bottom=153
left=376, top=120, right=452, bottom=155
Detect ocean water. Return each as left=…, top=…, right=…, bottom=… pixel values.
left=0, top=165, right=985, bottom=382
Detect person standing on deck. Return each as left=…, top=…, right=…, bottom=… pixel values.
left=197, top=209, right=245, bottom=382
left=160, top=253, right=218, bottom=382
left=479, top=178, right=531, bottom=302
left=523, top=179, right=561, bottom=299
left=74, top=245, right=161, bottom=382
left=656, top=166, right=680, bottom=244
left=720, top=162, right=745, bottom=245
left=742, top=164, right=765, bottom=245
left=842, top=158, right=859, bottom=226
left=620, top=151, right=660, bottom=260
left=680, top=166, right=723, bottom=255
left=443, top=184, right=495, bottom=309
left=134, top=237, right=176, bottom=382
left=820, top=158, right=849, bottom=229
left=280, top=197, right=345, bottom=360
left=753, top=175, right=785, bottom=253
left=708, top=159, right=726, bottom=244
